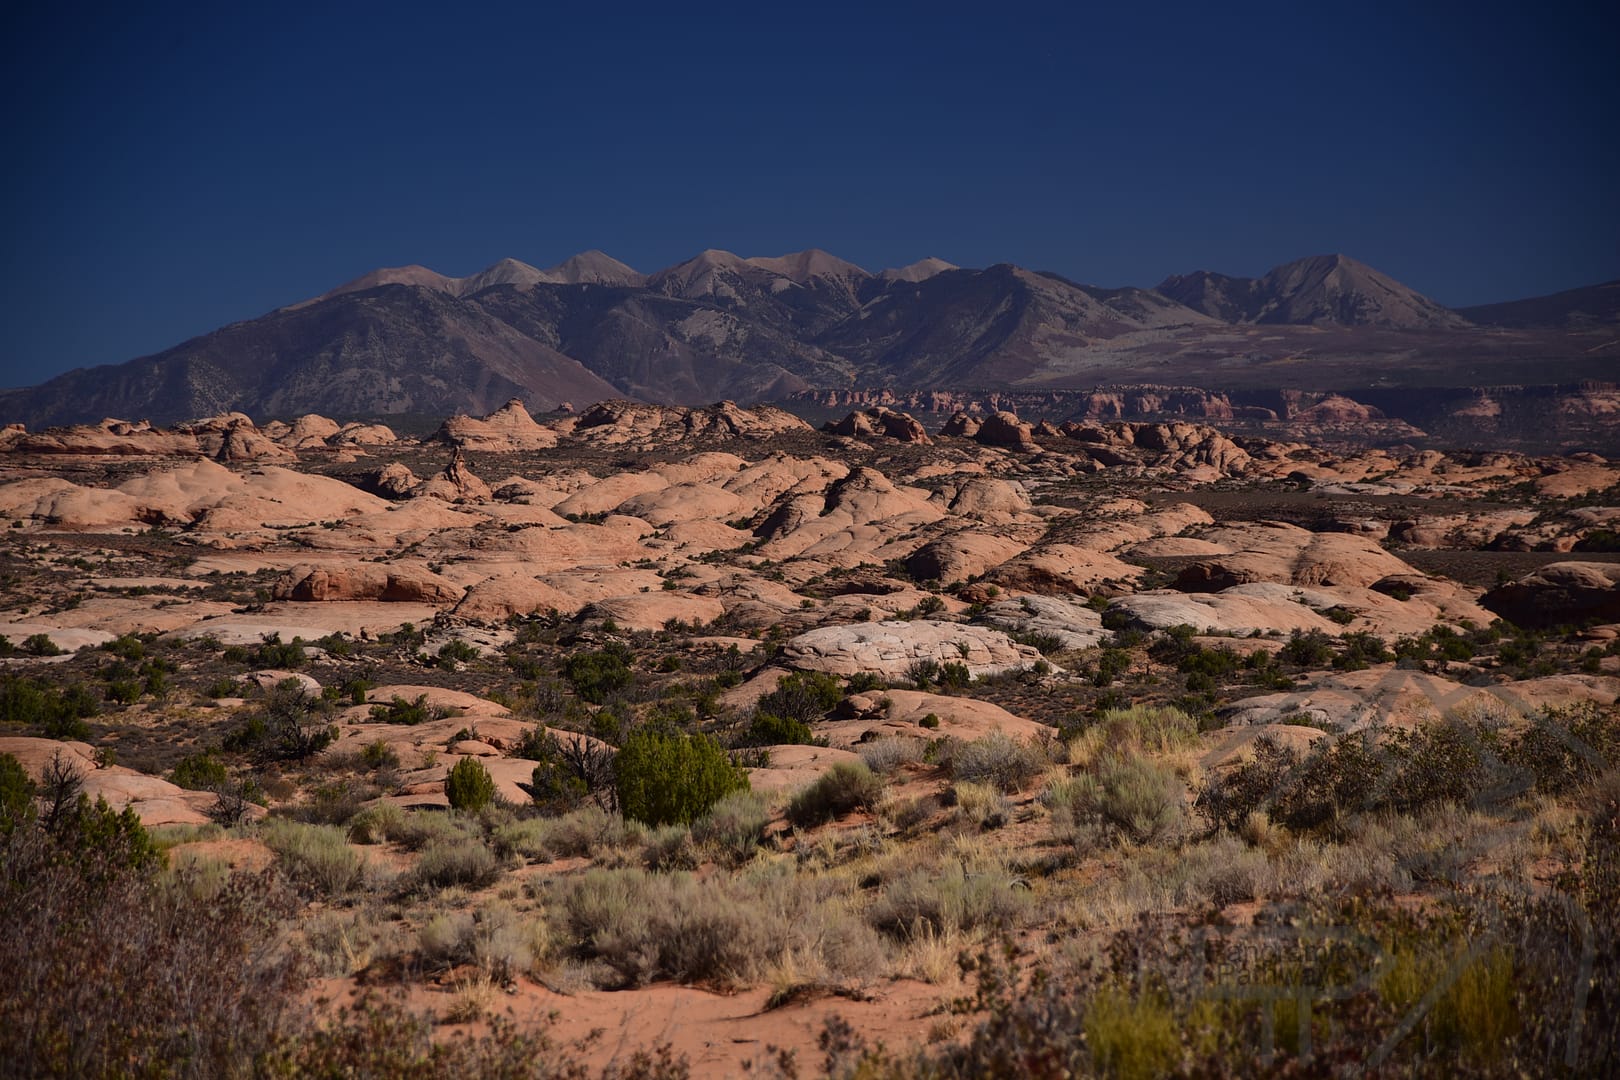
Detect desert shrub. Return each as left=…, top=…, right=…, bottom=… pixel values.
left=368, top=693, right=448, bottom=726
left=859, top=735, right=926, bottom=774
left=436, top=639, right=479, bottom=670
left=0, top=752, right=36, bottom=835
left=170, top=751, right=229, bottom=791
left=347, top=801, right=407, bottom=844
left=951, top=732, right=1045, bottom=793
left=446, top=756, right=498, bottom=812
left=952, top=781, right=1011, bottom=830
left=1280, top=628, right=1335, bottom=667
left=105, top=678, right=143, bottom=705
left=906, top=658, right=941, bottom=688
left=205, top=676, right=242, bottom=699
left=641, top=823, right=700, bottom=872
left=521, top=727, right=617, bottom=814
left=1084, top=984, right=1181, bottom=1080
left=614, top=727, right=748, bottom=827
left=1013, top=631, right=1067, bottom=656
left=530, top=805, right=642, bottom=859
left=250, top=632, right=307, bottom=670
left=1057, top=750, right=1184, bottom=844
left=1503, top=703, right=1619, bottom=795
left=553, top=866, right=880, bottom=990
left=738, top=709, right=818, bottom=747
left=866, top=860, right=1028, bottom=938
left=1195, top=735, right=1298, bottom=832
left=787, top=761, right=884, bottom=828
left=0, top=674, right=99, bottom=737
left=228, top=679, right=335, bottom=762
left=690, top=790, right=770, bottom=866
left=0, top=821, right=301, bottom=1078
left=1383, top=718, right=1511, bottom=814
left=291, top=780, right=372, bottom=826
left=753, top=670, right=842, bottom=726
left=259, top=819, right=366, bottom=896
left=563, top=644, right=634, bottom=704
left=360, top=738, right=400, bottom=769
left=1336, top=630, right=1393, bottom=670
left=938, top=660, right=972, bottom=689
left=22, top=632, right=64, bottom=657
left=414, top=838, right=501, bottom=889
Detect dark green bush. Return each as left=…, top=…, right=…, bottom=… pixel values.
left=368, top=694, right=448, bottom=726
left=446, top=757, right=498, bottom=812
left=1280, top=629, right=1335, bottom=667
left=0, top=675, right=98, bottom=738
left=737, top=711, right=817, bottom=747
left=170, top=752, right=229, bottom=791
left=614, top=727, right=748, bottom=826
left=230, top=679, right=335, bottom=762
left=752, top=670, right=842, bottom=725
left=564, top=644, right=634, bottom=704
left=22, top=633, right=64, bottom=657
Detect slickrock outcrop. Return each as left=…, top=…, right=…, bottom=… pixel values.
left=273, top=562, right=464, bottom=604
left=978, top=594, right=1109, bottom=650
left=905, top=533, right=1030, bottom=584
left=452, top=574, right=583, bottom=622
left=433, top=398, right=558, bottom=451
left=566, top=400, right=812, bottom=447
left=359, top=462, right=421, bottom=499
left=1174, top=523, right=1416, bottom=590
left=825, top=408, right=931, bottom=443
left=971, top=411, right=1038, bottom=451
left=781, top=620, right=1042, bottom=679
left=413, top=450, right=492, bottom=502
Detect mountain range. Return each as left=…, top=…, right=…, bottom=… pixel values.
left=3, top=250, right=1615, bottom=427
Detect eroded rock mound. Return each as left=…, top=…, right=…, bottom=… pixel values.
left=273, top=562, right=464, bottom=604
left=825, top=408, right=931, bottom=443
left=434, top=399, right=558, bottom=451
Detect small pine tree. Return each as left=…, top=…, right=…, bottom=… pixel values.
left=445, top=756, right=497, bottom=812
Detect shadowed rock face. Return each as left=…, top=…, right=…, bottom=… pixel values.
left=1482, top=562, right=1620, bottom=628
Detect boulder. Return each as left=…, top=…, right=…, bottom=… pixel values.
left=1175, top=523, right=1415, bottom=590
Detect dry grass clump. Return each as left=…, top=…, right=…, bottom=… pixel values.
left=1065, top=704, right=1198, bottom=768
left=859, top=735, right=927, bottom=774
left=950, top=732, right=1046, bottom=793
left=950, top=781, right=1012, bottom=830
left=689, top=789, right=770, bottom=866
left=346, top=800, right=407, bottom=844
left=549, top=864, right=881, bottom=989
left=305, top=907, right=402, bottom=976
left=865, top=844, right=1029, bottom=939
left=259, top=818, right=367, bottom=897
left=1046, top=749, right=1185, bottom=847
left=419, top=901, right=547, bottom=983
left=413, top=838, right=502, bottom=890
left=640, top=823, right=700, bottom=871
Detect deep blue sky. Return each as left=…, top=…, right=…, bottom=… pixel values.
left=3, top=1, right=1616, bottom=389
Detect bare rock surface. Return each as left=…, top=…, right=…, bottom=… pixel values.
left=781, top=620, right=1041, bottom=678
left=273, top=562, right=464, bottom=604
left=978, top=594, right=1110, bottom=650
